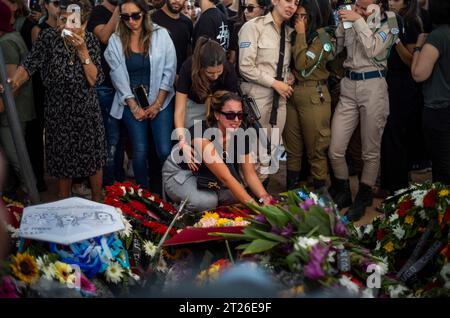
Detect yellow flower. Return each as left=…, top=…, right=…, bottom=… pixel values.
left=384, top=242, right=395, bottom=253
left=438, top=213, right=444, bottom=225
left=216, top=218, right=233, bottom=227
left=405, top=215, right=414, bottom=225
left=439, top=189, right=449, bottom=197
left=53, top=261, right=74, bottom=284
left=201, top=212, right=220, bottom=220
left=10, top=253, right=39, bottom=284
left=207, top=264, right=221, bottom=281
left=234, top=217, right=244, bottom=222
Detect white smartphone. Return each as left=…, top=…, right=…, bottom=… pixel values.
left=61, top=29, right=74, bottom=38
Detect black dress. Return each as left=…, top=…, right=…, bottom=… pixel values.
left=22, top=28, right=106, bottom=178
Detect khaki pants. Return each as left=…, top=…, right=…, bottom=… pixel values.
left=283, top=83, right=331, bottom=181
left=240, top=82, right=286, bottom=178
left=329, top=77, right=389, bottom=187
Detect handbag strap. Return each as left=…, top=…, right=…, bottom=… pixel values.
left=269, top=22, right=286, bottom=127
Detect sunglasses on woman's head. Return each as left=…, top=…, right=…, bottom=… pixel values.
left=120, top=12, right=143, bottom=21
left=218, top=111, right=246, bottom=120
left=243, top=5, right=261, bottom=13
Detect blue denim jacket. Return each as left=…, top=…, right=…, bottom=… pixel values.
left=104, top=25, right=177, bottom=119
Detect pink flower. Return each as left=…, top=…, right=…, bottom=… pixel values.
left=80, top=274, right=96, bottom=295
left=0, top=276, right=20, bottom=298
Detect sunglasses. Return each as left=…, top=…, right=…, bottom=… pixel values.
left=120, top=12, right=143, bottom=21
left=218, top=111, right=246, bottom=120
left=243, top=5, right=261, bottom=13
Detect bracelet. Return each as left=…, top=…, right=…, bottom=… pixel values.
left=129, top=104, right=139, bottom=112
left=258, top=193, right=271, bottom=203
left=413, top=46, right=422, bottom=53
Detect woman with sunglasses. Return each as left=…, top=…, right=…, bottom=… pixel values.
left=104, top=0, right=176, bottom=190
left=175, top=36, right=237, bottom=170
left=283, top=0, right=334, bottom=191
left=8, top=0, right=106, bottom=201
left=163, top=90, right=272, bottom=212
left=228, top=0, right=270, bottom=65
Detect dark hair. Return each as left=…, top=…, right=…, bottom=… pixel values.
left=428, top=0, right=450, bottom=25
left=191, top=37, right=227, bottom=102
left=398, top=0, right=423, bottom=32
left=315, top=0, right=334, bottom=26
left=292, top=0, right=323, bottom=42
left=375, top=0, right=389, bottom=12
left=205, top=90, right=242, bottom=127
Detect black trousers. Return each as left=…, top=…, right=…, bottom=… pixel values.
left=423, top=107, right=450, bottom=185
left=380, top=73, right=421, bottom=192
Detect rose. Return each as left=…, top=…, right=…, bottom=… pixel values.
left=423, top=189, right=438, bottom=209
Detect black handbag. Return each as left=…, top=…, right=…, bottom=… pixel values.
left=195, top=166, right=224, bottom=192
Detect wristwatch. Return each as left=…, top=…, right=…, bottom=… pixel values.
left=413, top=47, right=422, bottom=53
left=81, top=58, right=91, bottom=65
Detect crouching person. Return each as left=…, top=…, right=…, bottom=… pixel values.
left=162, top=90, right=273, bottom=212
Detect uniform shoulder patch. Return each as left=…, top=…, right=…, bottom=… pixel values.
left=240, top=41, right=251, bottom=48
left=306, top=50, right=316, bottom=60
left=378, top=31, right=388, bottom=42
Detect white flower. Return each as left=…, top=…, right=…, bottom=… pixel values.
left=354, top=226, right=363, bottom=239
left=327, top=250, right=336, bottom=263
left=159, top=202, right=164, bottom=208
left=128, top=187, right=134, bottom=195
left=36, top=256, right=56, bottom=280
left=393, top=224, right=405, bottom=240
left=440, top=263, right=450, bottom=282
left=5, top=224, right=19, bottom=238
left=138, top=189, right=143, bottom=197
left=388, top=285, right=409, bottom=298
left=419, top=209, right=429, bottom=220
left=375, top=241, right=381, bottom=251
left=389, top=213, right=399, bottom=223
left=318, top=235, right=331, bottom=243
left=119, top=215, right=133, bottom=238
left=143, top=240, right=157, bottom=258
left=156, top=256, right=168, bottom=273
left=412, top=190, right=427, bottom=207
left=375, top=261, right=388, bottom=276
left=338, top=275, right=359, bottom=294
left=310, top=192, right=319, bottom=204
left=363, top=224, right=374, bottom=235
left=295, top=237, right=319, bottom=250
left=120, top=186, right=127, bottom=196
left=394, top=188, right=409, bottom=196
left=105, top=262, right=124, bottom=284
left=149, top=196, right=155, bottom=201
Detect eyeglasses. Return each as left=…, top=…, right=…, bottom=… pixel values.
left=50, top=0, right=60, bottom=7
left=243, top=5, right=261, bottom=13
left=218, top=111, right=246, bottom=120
left=120, top=12, right=143, bottom=21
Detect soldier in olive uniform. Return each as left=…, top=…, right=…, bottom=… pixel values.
left=283, top=0, right=334, bottom=191
left=328, top=0, right=399, bottom=221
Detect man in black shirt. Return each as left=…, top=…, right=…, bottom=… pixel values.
left=87, top=0, right=124, bottom=186
left=193, top=0, right=230, bottom=50
left=152, top=0, right=193, bottom=74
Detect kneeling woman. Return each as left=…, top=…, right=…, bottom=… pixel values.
left=163, top=91, right=272, bottom=212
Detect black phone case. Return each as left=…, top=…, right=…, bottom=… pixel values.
left=133, top=85, right=150, bottom=108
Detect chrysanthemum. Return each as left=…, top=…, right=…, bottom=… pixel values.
left=53, top=261, right=74, bottom=284
left=105, top=262, right=124, bottom=284
left=143, top=240, right=157, bottom=258
left=118, top=214, right=133, bottom=238
left=10, top=253, right=39, bottom=284
left=202, top=212, right=220, bottom=220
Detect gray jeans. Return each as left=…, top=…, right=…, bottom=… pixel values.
left=162, top=152, right=238, bottom=212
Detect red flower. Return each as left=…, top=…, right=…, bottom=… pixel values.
left=376, top=229, right=386, bottom=241
left=444, top=206, right=450, bottom=224
left=441, top=243, right=450, bottom=260
left=129, top=200, right=148, bottom=214
left=423, top=189, right=438, bottom=209
left=398, top=198, right=413, bottom=217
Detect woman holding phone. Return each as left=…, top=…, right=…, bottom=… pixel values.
left=104, top=0, right=176, bottom=189
left=8, top=0, right=106, bottom=201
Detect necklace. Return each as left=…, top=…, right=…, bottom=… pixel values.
left=63, top=37, right=76, bottom=66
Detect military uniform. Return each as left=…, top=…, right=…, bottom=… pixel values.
left=283, top=29, right=333, bottom=189
left=238, top=12, right=294, bottom=178
left=328, top=12, right=399, bottom=221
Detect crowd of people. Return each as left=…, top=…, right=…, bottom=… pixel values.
left=0, top=0, right=448, bottom=220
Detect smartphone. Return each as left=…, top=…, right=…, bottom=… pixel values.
left=337, top=0, right=355, bottom=29
left=133, top=85, right=150, bottom=108
left=28, top=0, right=41, bottom=12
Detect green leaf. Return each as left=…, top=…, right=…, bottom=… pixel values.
left=235, top=243, right=250, bottom=250
left=242, top=239, right=280, bottom=255
left=278, top=206, right=301, bottom=228
left=305, top=205, right=331, bottom=236
left=244, top=227, right=288, bottom=243
left=211, top=232, right=254, bottom=240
